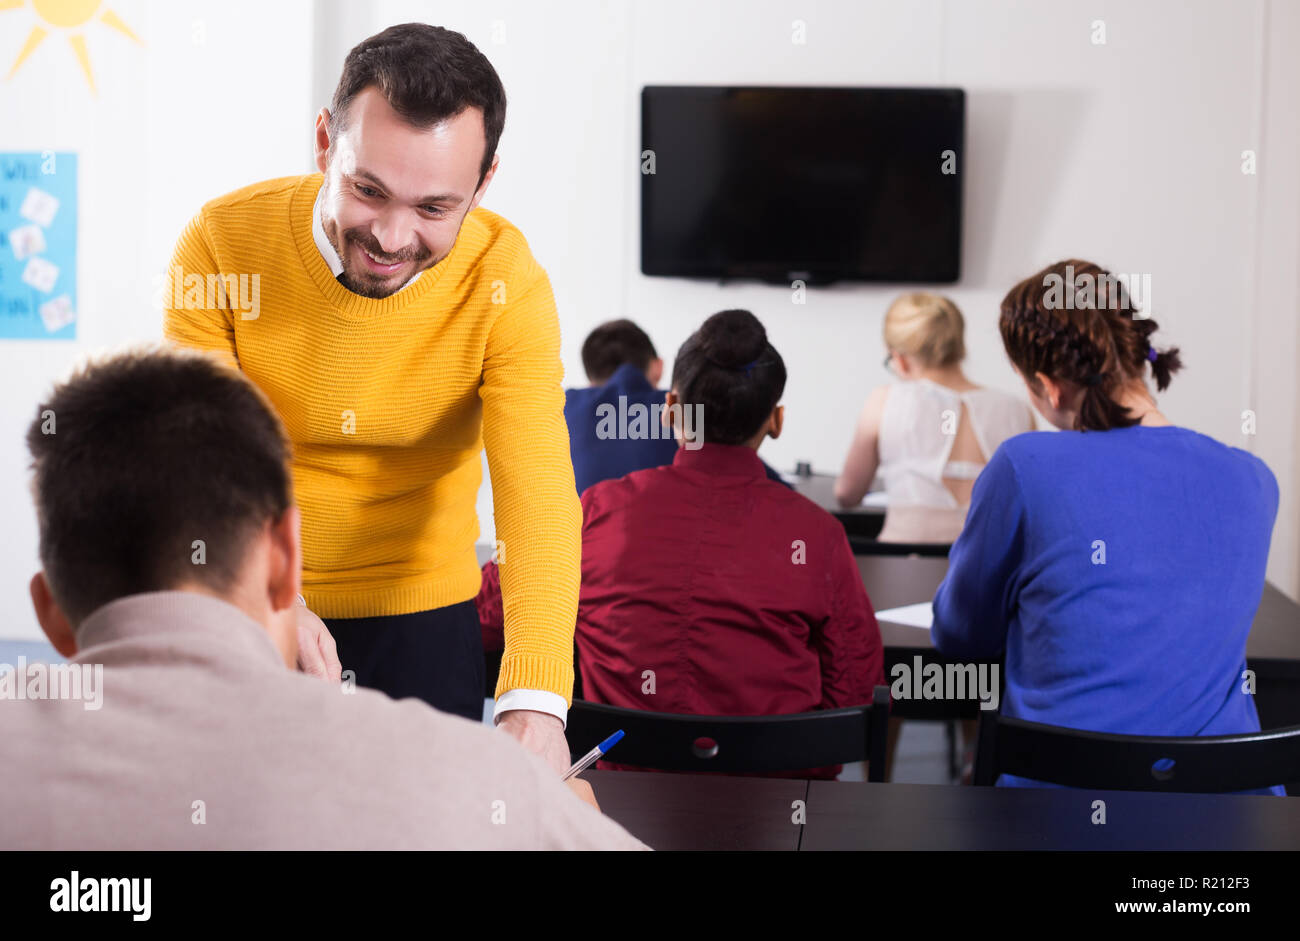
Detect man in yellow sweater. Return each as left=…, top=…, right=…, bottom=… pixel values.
left=163, top=24, right=577, bottom=772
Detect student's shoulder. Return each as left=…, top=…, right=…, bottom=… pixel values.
left=995, top=425, right=1275, bottom=493
left=565, top=384, right=594, bottom=410
left=565, top=372, right=634, bottom=411
left=288, top=680, right=637, bottom=848
left=1179, top=428, right=1280, bottom=505
left=1227, top=444, right=1279, bottom=496
left=993, top=426, right=1106, bottom=462
left=850, top=384, right=892, bottom=430
left=976, top=429, right=1068, bottom=488
left=289, top=677, right=521, bottom=779
left=757, top=473, right=849, bottom=537
left=582, top=462, right=674, bottom=508
left=864, top=383, right=892, bottom=410
left=994, top=428, right=1057, bottom=453
left=1176, top=424, right=1267, bottom=466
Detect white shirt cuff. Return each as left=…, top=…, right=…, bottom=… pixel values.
left=493, top=689, right=569, bottom=729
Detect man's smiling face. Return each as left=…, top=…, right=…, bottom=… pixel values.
left=314, top=86, right=497, bottom=299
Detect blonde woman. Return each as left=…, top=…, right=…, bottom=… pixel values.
left=836, top=293, right=1036, bottom=544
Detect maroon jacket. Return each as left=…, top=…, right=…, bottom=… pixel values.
left=576, top=444, right=884, bottom=778
left=477, top=559, right=505, bottom=653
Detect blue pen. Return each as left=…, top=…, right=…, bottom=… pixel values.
left=562, top=730, right=624, bottom=780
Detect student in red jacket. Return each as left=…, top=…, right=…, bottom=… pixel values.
left=576, top=309, right=885, bottom=778
left=475, top=319, right=795, bottom=653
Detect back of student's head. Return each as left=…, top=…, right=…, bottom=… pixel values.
left=999, top=259, right=1182, bottom=431
left=883, top=292, right=966, bottom=368
left=671, top=309, right=786, bottom=445
left=26, top=347, right=293, bottom=627
left=581, top=319, right=658, bottom=384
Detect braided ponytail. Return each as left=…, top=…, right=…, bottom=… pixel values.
left=999, top=259, right=1182, bottom=431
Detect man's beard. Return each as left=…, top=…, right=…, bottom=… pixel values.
left=330, top=228, right=437, bottom=299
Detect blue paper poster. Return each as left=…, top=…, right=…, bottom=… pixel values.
left=0, top=151, right=78, bottom=340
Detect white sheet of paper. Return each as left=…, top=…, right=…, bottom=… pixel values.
left=9, top=224, right=45, bottom=260
left=20, top=187, right=59, bottom=228
left=873, top=602, right=933, bottom=629
left=39, top=295, right=76, bottom=332
left=860, top=491, right=889, bottom=507
left=22, top=256, right=58, bottom=293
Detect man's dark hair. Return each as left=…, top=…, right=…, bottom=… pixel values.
left=26, top=348, right=293, bottom=626
left=330, top=23, right=507, bottom=186
left=671, top=309, right=786, bottom=445
left=581, top=319, right=658, bottom=384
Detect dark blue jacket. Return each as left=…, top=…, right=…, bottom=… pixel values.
left=564, top=363, right=790, bottom=494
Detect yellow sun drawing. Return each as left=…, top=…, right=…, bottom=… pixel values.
left=2, top=0, right=142, bottom=94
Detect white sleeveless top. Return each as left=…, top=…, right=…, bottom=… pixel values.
left=878, top=379, right=1034, bottom=511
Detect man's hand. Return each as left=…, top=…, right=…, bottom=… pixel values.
left=497, top=709, right=570, bottom=776
left=295, top=603, right=342, bottom=683
left=565, top=777, right=600, bottom=811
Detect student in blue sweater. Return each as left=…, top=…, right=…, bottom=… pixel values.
left=932, top=259, right=1282, bottom=794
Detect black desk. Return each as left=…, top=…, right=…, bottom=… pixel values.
left=787, top=470, right=884, bottom=540
left=1242, top=583, right=1300, bottom=735
left=586, top=769, right=1300, bottom=850
left=1247, top=583, right=1300, bottom=660
left=855, top=553, right=948, bottom=647
left=802, top=779, right=1300, bottom=850
left=585, top=769, right=804, bottom=850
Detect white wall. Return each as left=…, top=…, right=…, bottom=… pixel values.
left=0, top=0, right=1294, bottom=640
left=1252, top=0, right=1300, bottom=609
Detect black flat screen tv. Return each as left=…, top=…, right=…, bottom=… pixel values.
left=641, top=85, right=964, bottom=284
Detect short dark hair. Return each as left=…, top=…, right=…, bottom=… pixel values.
left=671, top=309, right=786, bottom=445
left=26, top=348, right=293, bottom=626
left=581, top=319, right=658, bottom=384
left=330, top=23, right=507, bottom=186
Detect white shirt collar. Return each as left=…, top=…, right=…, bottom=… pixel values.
left=311, top=185, right=422, bottom=292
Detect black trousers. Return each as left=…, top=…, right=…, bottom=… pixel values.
left=323, top=600, right=485, bottom=722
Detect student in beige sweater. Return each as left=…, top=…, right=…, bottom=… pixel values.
left=3, top=347, right=645, bottom=850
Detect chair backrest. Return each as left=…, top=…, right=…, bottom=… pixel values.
left=847, top=537, right=951, bottom=557
left=568, top=686, right=892, bottom=780
left=973, top=711, right=1300, bottom=793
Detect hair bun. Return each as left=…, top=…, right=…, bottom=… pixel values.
left=698, top=309, right=767, bottom=369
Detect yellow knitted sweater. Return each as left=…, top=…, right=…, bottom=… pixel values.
left=163, top=174, right=580, bottom=702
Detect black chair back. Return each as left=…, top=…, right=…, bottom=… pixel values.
left=973, top=710, right=1300, bottom=793
left=847, top=537, right=951, bottom=557
left=568, top=686, right=892, bottom=780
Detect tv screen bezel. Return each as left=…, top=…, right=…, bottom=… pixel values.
left=639, top=84, right=965, bottom=285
